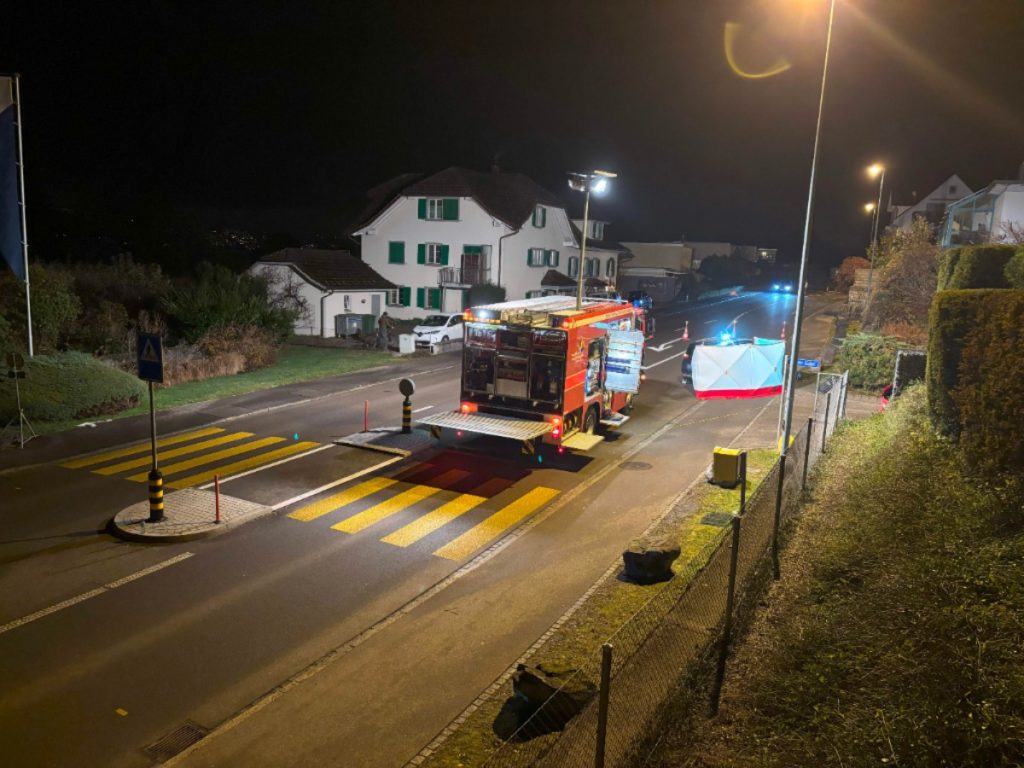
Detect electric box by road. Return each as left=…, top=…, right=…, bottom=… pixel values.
left=711, top=446, right=742, bottom=488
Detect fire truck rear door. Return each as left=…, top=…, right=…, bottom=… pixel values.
left=605, top=329, right=644, bottom=394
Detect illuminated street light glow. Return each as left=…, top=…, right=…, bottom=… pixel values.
left=568, top=170, right=617, bottom=309
left=864, top=202, right=875, bottom=213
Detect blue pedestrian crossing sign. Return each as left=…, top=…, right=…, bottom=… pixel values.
left=137, top=333, right=164, bottom=383
left=797, top=357, right=821, bottom=370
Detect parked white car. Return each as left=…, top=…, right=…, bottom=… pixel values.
left=413, top=313, right=464, bottom=347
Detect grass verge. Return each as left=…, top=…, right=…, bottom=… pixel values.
left=645, top=386, right=1024, bottom=767
left=18, top=345, right=395, bottom=435
left=424, top=448, right=778, bottom=767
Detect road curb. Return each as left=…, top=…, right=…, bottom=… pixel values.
left=108, top=489, right=274, bottom=543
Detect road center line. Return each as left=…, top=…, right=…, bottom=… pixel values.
left=199, top=443, right=334, bottom=488
left=0, top=552, right=195, bottom=636
left=270, top=454, right=406, bottom=511
left=642, top=349, right=689, bottom=369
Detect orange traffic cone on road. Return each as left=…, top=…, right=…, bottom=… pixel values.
left=682, top=321, right=689, bottom=341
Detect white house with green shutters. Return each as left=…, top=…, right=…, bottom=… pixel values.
left=349, top=166, right=625, bottom=319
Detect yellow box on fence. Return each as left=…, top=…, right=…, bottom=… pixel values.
left=777, top=434, right=796, bottom=453
left=712, top=446, right=741, bottom=488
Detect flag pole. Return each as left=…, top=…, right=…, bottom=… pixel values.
left=12, top=74, right=32, bottom=357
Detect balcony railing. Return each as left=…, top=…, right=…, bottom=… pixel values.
left=438, top=266, right=489, bottom=286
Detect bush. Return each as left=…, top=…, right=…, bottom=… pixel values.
left=941, top=244, right=1015, bottom=290
left=0, top=263, right=81, bottom=353
left=0, top=351, right=146, bottom=423
left=1005, top=246, right=1024, bottom=288
left=162, top=263, right=297, bottom=343
left=834, top=332, right=903, bottom=389
left=197, top=325, right=278, bottom=370
left=951, top=290, right=1024, bottom=477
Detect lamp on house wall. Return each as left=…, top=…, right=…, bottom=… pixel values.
left=568, top=170, right=616, bottom=310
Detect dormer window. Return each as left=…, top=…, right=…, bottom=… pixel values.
left=532, top=205, right=547, bottom=228
left=592, top=222, right=605, bottom=240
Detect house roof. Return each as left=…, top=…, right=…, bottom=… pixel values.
left=568, top=221, right=628, bottom=254
left=258, top=248, right=396, bottom=291
left=541, top=269, right=577, bottom=287
left=350, top=166, right=564, bottom=232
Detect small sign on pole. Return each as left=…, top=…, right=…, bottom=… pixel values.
left=796, top=357, right=821, bottom=370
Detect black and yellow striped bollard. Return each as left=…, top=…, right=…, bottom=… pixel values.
left=147, top=468, right=165, bottom=523
left=399, top=378, right=416, bottom=435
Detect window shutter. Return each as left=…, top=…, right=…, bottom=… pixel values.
left=417, top=244, right=426, bottom=264
left=440, top=244, right=449, bottom=265
left=443, top=198, right=459, bottom=220
left=569, top=256, right=579, bottom=278
left=418, top=199, right=427, bottom=219
left=416, top=287, right=425, bottom=308
left=547, top=250, right=559, bottom=267
left=389, top=241, right=405, bottom=264
left=430, top=288, right=441, bottom=308
left=400, top=287, right=411, bottom=306
left=540, top=207, right=546, bottom=226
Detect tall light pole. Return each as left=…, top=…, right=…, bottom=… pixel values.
left=568, top=170, right=616, bottom=309
left=866, top=162, right=886, bottom=302
left=779, top=0, right=836, bottom=459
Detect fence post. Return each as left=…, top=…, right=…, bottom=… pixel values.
left=840, top=373, right=849, bottom=419
left=821, top=391, right=832, bottom=452
left=595, top=642, right=613, bottom=768
left=771, top=453, right=787, bottom=580
left=710, top=513, right=742, bottom=716
left=214, top=473, right=221, bottom=524
left=738, top=451, right=748, bottom=516
left=802, top=417, right=813, bottom=489
left=363, top=399, right=369, bottom=433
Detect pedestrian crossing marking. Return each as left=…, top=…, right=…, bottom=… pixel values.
left=125, top=436, right=286, bottom=482
left=381, top=493, right=486, bottom=547
left=433, top=486, right=560, bottom=561
left=288, top=477, right=398, bottom=522
left=166, top=441, right=320, bottom=489
left=61, top=427, right=226, bottom=469
left=332, top=484, right=442, bottom=534
left=92, top=432, right=254, bottom=475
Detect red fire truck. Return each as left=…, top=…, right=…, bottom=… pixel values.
left=419, top=296, right=647, bottom=453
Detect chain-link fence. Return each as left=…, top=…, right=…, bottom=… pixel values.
left=483, top=372, right=850, bottom=768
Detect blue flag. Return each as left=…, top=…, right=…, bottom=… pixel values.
left=0, top=76, right=25, bottom=281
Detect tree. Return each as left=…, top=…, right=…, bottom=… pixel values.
left=864, top=218, right=940, bottom=332
left=0, top=264, right=81, bottom=353
left=835, top=256, right=870, bottom=292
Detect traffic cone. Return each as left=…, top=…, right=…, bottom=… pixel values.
left=682, top=321, right=689, bottom=341
left=781, top=320, right=786, bottom=340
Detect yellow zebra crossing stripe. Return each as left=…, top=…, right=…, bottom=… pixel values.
left=381, top=493, right=486, bottom=547
left=61, top=427, right=225, bottom=469
left=331, top=484, right=441, bottom=534
left=92, top=432, right=254, bottom=475
left=125, top=436, right=285, bottom=482
left=433, top=487, right=560, bottom=561
left=166, top=441, right=319, bottom=489
left=288, top=476, right=398, bottom=522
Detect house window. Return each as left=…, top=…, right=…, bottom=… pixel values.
left=417, top=243, right=450, bottom=265
left=606, top=258, right=616, bottom=277
left=416, top=287, right=442, bottom=309
left=532, top=206, right=547, bottom=228
left=949, top=185, right=957, bottom=194
left=585, top=258, right=599, bottom=277
left=418, top=198, right=460, bottom=221
left=528, top=247, right=547, bottom=267
left=592, top=222, right=605, bottom=240
left=386, top=288, right=404, bottom=306
left=344, top=295, right=352, bottom=311
left=546, top=249, right=559, bottom=267
left=526, top=290, right=545, bottom=298
left=388, top=241, right=405, bottom=264
left=568, top=255, right=579, bottom=278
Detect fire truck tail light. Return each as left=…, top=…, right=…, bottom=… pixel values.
left=552, top=427, right=562, bottom=438
left=460, top=402, right=477, bottom=414
left=551, top=416, right=562, bottom=426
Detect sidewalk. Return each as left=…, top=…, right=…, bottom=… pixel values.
left=0, top=352, right=459, bottom=473
left=111, top=488, right=272, bottom=543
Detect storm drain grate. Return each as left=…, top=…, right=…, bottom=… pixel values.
left=144, top=720, right=209, bottom=763
left=700, top=511, right=733, bottom=528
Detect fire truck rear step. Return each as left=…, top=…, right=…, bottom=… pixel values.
left=561, top=432, right=604, bottom=451
left=600, top=412, right=630, bottom=429
left=418, top=411, right=553, bottom=441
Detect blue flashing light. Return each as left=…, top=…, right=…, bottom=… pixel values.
left=720, top=331, right=732, bottom=344
left=772, top=284, right=781, bottom=291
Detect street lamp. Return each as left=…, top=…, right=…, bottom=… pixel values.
left=778, top=0, right=836, bottom=523
left=865, top=162, right=886, bottom=302
left=568, top=170, right=616, bottom=309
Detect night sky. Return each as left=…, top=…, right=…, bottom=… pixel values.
left=2, top=1, right=1022, bottom=269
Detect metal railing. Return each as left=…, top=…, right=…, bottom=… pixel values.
left=439, top=266, right=489, bottom=286
left=482, top=371, right=850, bottom=767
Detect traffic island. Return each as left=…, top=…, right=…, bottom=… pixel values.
left=333, top=426, right=436, bottom=457
left=110, top=488, right=272, bottom=542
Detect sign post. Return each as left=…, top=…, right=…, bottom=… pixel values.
left=137, top=333, right=165, bottom=522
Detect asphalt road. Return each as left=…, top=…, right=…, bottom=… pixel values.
left=0, top=290, right=843, bottom=767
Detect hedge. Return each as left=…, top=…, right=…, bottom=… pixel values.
left=834, top=333, right=903, bottom=389
left=950, top=290, right=1024, bottom=477
left=938, top=244, right=1016, bottom=290
left=0, top=351, right=147, bottom=423
left=1005, top=247, right=1024, bottom=289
